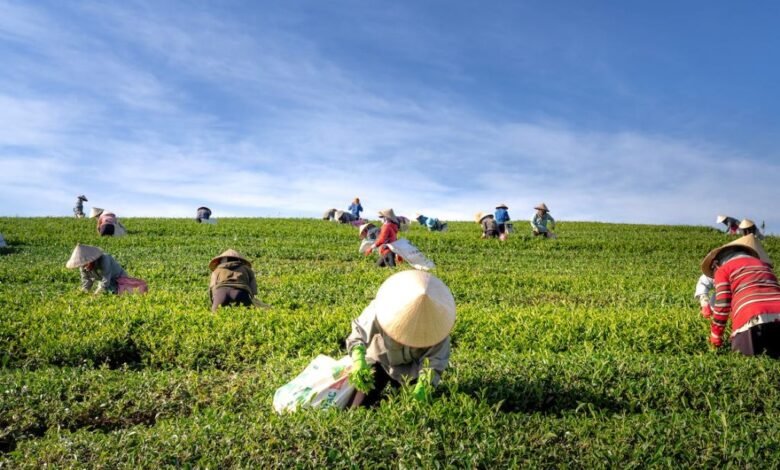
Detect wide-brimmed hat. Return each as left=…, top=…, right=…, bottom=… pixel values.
left=358, top=223, right=375, bottom=236
left=739, top=219, right=756, bottom=230
left=716, top=215, right=729, bottom=224
left=78, top=195, right=88, bottom=201
left=374, top=270, right=456, bottom=348
left=496, top=203, right=508, bottom=209
left=474, top=212, right=492, bottom=223
left=66, top=244, right=103, bottom=269
left=534, top=203, right=549, bottom=212
left=700, top=234, right=772, bottom=277
left=197, top=206, right=211, bottom=211
left=90, top=207, right=104, bottom=218
left=209, top=249, right=252, bottom=271
left=378, top=208, right=399, bottom=223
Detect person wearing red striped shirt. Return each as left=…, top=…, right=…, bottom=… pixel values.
left=701, top=234, right=780, bottom=357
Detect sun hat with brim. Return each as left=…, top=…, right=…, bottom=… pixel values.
left=700, top=234, right=772, bottom=277
left=197, top=206, right=211, bottom=212
left=374, top=270, right=456, bottom=348
left=534, top=203, right=549, bottom=212
left=90, top=207, right=104, bottom=218
left=358, top=223, right=375, bottom=235
left=496, top=203, right=508, bottom=209
left=378, top=208, right=399, bottom=224
left=739, top=219, right=756, bottom=230
left=209, top=249, right=252, bottom=271
left=716, top=215, right=728, bottom=224
left=66, top=244, right=104, bottom=269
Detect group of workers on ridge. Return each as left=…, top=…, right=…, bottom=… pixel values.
left=717, top=215, right=764, bottom=239
left=476, top=202, right=555, bottom=240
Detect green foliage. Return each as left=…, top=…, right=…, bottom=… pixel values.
left=0, top=217, right=778, bottom=466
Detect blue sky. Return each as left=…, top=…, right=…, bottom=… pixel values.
left=1, top=1, right=778, bottom=229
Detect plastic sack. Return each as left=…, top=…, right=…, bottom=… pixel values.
left=273, top=355, right=355, bottom=413
left=114, top=222, right=127, bottom=237
left=359, top=239, right=375, bottom=254
left=116, top=276, right=148, bottom=295
left=387, top=238, right=435, bottom=271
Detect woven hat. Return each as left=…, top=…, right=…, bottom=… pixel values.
left=358, top=223, right=375, bottom=236
left=378, top=208, right=399, bottom=224
left=66, top=244, right=103, bottom=269
left=496, top=203, right=508, bottom=209
left=90, top=207, right=104, bottom=218
left=701, top=234, right=772, bottom=277
left=209, top=249, right=252, bottom=271
left=374, top=270, right=456, bottom=348
left=474, top=212, right=492, bottom=223
left=716, top=215, right=728, bottom=224
left=534, top=203, right=549, bottom=212
left=739, top=219, right=756, bottom=230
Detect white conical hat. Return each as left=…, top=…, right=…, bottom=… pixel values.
left=701, top=234, right=772, bottom=277
left=374, top=270, right=456, bottom=348
left=378, top=208, right=399, bottom=224
left=534, top=202, right=549, bottom=211
left=358, top=223, right=375, bottom=236
left=66, top=244, right=103, bottom=268
left=716, top=215, right=728, bottom=224
left=209, top=249, right=252, bottom=271
left=739, top=219, right=756, bottom=230
left=90, top=207, right=104, bottom=218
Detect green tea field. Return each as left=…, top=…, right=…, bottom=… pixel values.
left=1, top=218, right=779, bottom=467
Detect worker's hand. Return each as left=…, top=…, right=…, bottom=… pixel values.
left=709, top=334, right=723, bottom=348
left=349, top=345, right=374, bottom=393
left=364, top=247, right=373, bottom=256
left=700, top=304, right=712, bottom=318
left=412, top=381, right=432, bottom=402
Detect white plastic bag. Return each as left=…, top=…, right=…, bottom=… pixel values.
left=387, top=238, right=435, bottom=271
left=114, top=222, right=127, bottom=237
left=359, top=239, right=374, bottom=254
left=273, top=355, right=355, bottom=413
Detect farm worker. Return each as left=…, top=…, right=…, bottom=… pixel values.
left=195, top=206, right=212, bottom=223
left=694, top=274, right=715, bottom=318
left=476, top=212, right=498, bottom=239
left=701, top=234, right=780, bottom=357
left=359, top=223, right=380, bottom=242
left=366, top=208, right=402, bottom=267
left=322, top=208, right=336, bottom=220
left=209, top=249, right=268, bottom=312
left=739, top=219, right=764, bottom=240
left=415, top=213, right=447, bottom=232
left=531, top=203, right=556, bottom=237
left=348, top=197, right=363, bottom=219
left=494, top=203, right=511, bottom=240
left=347, top=270, right=455, bottom=406
left=716, top=215, right=739, bottom=235
left=90, top=208, right=123, bottom=237
left=65, top=244, right=148, bottom=295
left=334, top=210, right=357, bottom=224
left=0, top=233, right=6, bottom=248
left=73, top=195, right=88, bottom=218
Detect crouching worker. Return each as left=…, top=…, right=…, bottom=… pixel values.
left=73, top=195, right=87, bottom=218
left=209, top=249, right=269, bottom=312
left=415, top=213, right=447, bottom=232
left=91, top=208, right=124, bottom=236
left=701, top=234, right=780, bottom=357
left=347, top=270, right=455, bottom=406
left=66, top=244, right=148, bottom=295
left=531, top=203, right=556, bottom=238
left=476, top=212, right=498, bottom=239
left=739, top=219, right=764, bottom=240
left=195, top=206, right=212, bottom=223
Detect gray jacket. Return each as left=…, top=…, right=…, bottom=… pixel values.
left=346, top=300, right=450, bottom=386
left=80, top=254, right=127, bottom=293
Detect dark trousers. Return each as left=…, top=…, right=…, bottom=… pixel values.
left=99, top=224, right=115, bottom=236
left=731, top=322, right=780, bottom=358
left=211, top=287, right=252, bottom=312
left=377, top=252, right=396, bottom=267
left=352, top=365, right=402, bottom=408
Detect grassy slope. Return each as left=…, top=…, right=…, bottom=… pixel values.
left=0, top=217, right=779, bottom=467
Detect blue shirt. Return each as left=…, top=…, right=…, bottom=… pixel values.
left=494, top=208, right=510, bottom=223
left=348, top=202, right=363, bottom=218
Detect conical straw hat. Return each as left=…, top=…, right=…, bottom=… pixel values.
left=716, top=215, right=729, bottom=224
left=378, top=208, right=399, bottom=223
left=475, top=212, right=492, bottom=223
left=701, top=234, right=772, bottom=277
left=374, top=270, right=456, bottom=348
left=209, top=249, right=251, bottom=271
left=534, top=203, right=549, bottom=211
left=90, top=207, right=104, bottom=218
left=66, top=244, right=103, bottom=269
left=739, top=219, right=756, bottom=230
left=358, top=223, right=375, bottom=236
left=496, top=203, right=508, bottom=209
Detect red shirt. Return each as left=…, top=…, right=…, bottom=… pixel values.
left=711, top=256, right=780, bottom=339
left=373, top=221, right=399, bottom=255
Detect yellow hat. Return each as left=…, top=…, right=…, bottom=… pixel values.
left=209, top=249, right=252, bottom=271
left=374, top=270, right=456, bottom=348
left=739, top=219, right=756, bottom=230
left=700, top=234, right=772, bottom=277
left=66, top=244, right=103, bottom=269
